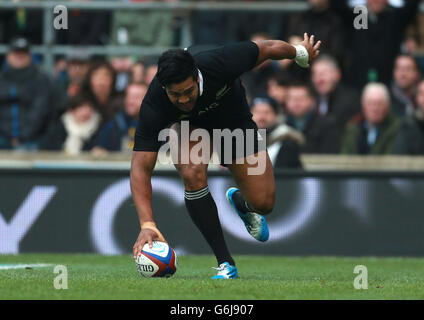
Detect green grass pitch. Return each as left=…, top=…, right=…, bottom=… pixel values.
left=1, top=254, right=423, bottom=300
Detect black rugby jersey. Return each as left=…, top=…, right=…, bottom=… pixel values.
left=133, top=41, right=259, bottom=152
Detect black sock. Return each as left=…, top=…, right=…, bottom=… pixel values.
left=232, top=190, right=252, bottom=214
left=184, top=186, right=235, bottom=266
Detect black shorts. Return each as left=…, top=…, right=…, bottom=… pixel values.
left=173, top=117, right=266, bottom=166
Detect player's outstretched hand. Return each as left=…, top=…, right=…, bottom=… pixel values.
left=133, top=229, right=160, bottom=258
left=300, top=32, right=321, bottom=64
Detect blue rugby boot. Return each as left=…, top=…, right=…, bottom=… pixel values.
left=211, top=262, right=238, bottom=279
left=226, top=187, right=269, bottom=242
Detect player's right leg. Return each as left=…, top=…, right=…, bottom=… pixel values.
left=169, top=122, right=238, bottom=278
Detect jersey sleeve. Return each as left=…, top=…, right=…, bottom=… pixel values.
left=197, top=41, right=259, bottom=82
left=133, top=100, right=167, bottom=152
left=222, top=41, right=259, bottom=80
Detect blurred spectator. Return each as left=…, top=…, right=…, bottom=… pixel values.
left=145, top=63, right=158, bottom=86
left=56, top=8, right=111, bottom=45
left=251, top=96, right=303, bottom=168
left=402, top=12, right=422, bottom=55
left=191, top=0, right=229, bottom=45
left=226, top=3, right=285, bottom=42
left=50, top=51, right=92, bottom=109
left=94, top=82, right=147, bottom=153
left=267, top=74, right=289, bottom=115
left=0, top=38, right=59, bottom=150
left=285, top=83, right=340, bottom=153
left=192, top=0, right=285, bottom=44
left=110, top=0, right=179, bottom=47
left=81, top=61, right=123, bottom=122
left=286, top=0, right=346, bottom=67
left=53, top=56, right=68, bottom=87
left=393, top=79, right=424, bottom=155
left=131, top=60, right=146, bottom=84
left=40, top=96, right=101, bottom=155
left=242, top=33, right=279, bottom=98
left=0, top=9, right=42, bottom=44
left=340, top=82, right=400, bottom=154
left=65, top=51, right=91, bottom=98
left=330, top=0, right=421, bottom=89
left=311, top=54, right=361, bottom=130
left=110, top=56, right=134, bottom=93
left=390, top=54, right=421, bottom=117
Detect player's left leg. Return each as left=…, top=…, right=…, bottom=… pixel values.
left=227, top=150, right=275, bottom=214
left=226, top=150, right=275, bottom=241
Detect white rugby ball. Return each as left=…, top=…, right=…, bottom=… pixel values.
left=135, top=241, right=177, bottom=278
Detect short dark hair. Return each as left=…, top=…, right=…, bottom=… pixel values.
left=251, top=96, right=279, bottom=114
left=312, top=54, right=340, bottom=71
left=395, top=53, right=420, bottom=72
left=81, top=60, right=117, bottom=99
left=269, top=73, right=290, bottom=87
left=126, top=81, right=147, bottom=92
left=156, top=49, right=197, bottom=87
left=67, top=95, right=94, bottom=111
left=288, top=81, right=315, bottom=98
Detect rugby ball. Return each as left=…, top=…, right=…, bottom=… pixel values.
left=135, top=241, right=177, bottom=278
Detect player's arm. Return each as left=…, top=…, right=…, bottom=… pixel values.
left=130, top=150, right=165, bottom=257
left=253, top=33, right=321, bottom=68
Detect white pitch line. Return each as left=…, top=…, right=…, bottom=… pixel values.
left=0, top=264, right=53, bottom=270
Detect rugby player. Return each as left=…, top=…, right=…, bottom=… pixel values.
left=131, top=33, right=321, bottom=279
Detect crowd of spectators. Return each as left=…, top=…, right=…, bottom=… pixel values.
left=0, top=36, right=150, bottom=154
left=1, top=0, right=424, bottom=169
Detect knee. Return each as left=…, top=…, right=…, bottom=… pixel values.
left=255, top=199, right=274, bottom=215
left=251, top=192, right=275, bottom=215
left=179, top=165, right=207, bottom=190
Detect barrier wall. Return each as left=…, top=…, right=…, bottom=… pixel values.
left=1, top=168, right=423, bottom=256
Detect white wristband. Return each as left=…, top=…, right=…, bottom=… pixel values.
left=293, top=45, right=310, bottom=68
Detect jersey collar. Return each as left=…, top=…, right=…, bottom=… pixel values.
left=198, top=69, right=204, bottom=96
